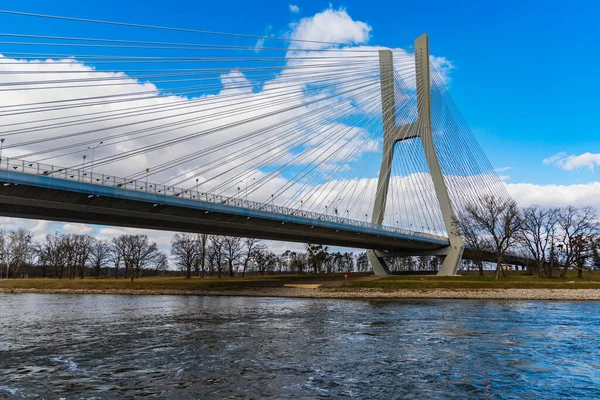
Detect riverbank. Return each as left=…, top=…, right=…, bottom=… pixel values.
left=1, top=274, right=600, bottom=300
left=2, top=286, right=600, bottom=300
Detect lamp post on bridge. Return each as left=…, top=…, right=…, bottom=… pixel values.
left=0, top=138, right=5, bottom=164
left=385, top=212, right=400, bottom=227
left=240, top=177, right=255, bottom=202
left=333, top=198, right=341, bottom=216
left=325, top=198, right=341, bottom=216
left=82, top=155, right=87, bottom=177
left=87, top=141, right=103, bottom=179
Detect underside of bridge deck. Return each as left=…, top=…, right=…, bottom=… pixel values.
left=0, top=171, right=450, bottom=253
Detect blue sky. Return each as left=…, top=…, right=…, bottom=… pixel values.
left=0, top=0, right=598, bottom=252
left=1, top=0, right=597, bottom=187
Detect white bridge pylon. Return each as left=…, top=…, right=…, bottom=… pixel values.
left=367, top=33, right=464, bottom=276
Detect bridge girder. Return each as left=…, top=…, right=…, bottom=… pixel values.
left=0, top=170, right=451, bottom=254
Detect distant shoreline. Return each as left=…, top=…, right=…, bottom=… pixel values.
left=2, top=287, right=600, bottom=301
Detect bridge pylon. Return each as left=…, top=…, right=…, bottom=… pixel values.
left=367, top=33, right=464, bottom=276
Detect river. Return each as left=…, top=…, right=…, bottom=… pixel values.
left=0, top=293, right=599, bottom=399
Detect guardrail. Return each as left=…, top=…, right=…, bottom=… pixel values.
left=0, top=157, right=449, bottom=242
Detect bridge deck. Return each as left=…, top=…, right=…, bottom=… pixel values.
left=0, top=169, right=450, bottom=252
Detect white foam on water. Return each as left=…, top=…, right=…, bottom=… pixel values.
left=51, top=356, right=79, bottom=372
left=0, top=385, right=22, bottom=396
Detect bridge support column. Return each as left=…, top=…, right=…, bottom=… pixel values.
left=368, top=33, right=464, bottom=276
left=367, top=249, right=390, bottom=275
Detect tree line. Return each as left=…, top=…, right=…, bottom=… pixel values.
left=0, top=230, right=169, bottom=280
left=457, top=196, right=600, bottom=279
left=0, top=230, right=370, bottom=279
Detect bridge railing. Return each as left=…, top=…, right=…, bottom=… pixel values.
left=1, top=157, right=448, bottom=242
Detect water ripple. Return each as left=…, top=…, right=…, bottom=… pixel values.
left=0, top=294, right=599, bottom=398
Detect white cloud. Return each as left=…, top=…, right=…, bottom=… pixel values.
left=494, top=167, right=512, bottom=181
left=289, top=4, right=300, bottom=13
left=62, top=223, right=94, bottom=234
left=542, top=152, right=567, bottom=165
left=430, top=56, right=455, bottom=85
left=543, top=151, right=600, bottom=172
left=98, top=226, right=174, bottom=251
left=254, top=25, right=273, bottom=52
left=98, top=227, right=126, bottom=237
left=31, top=220, right=51, bottom=233
left=288, top=7, right=371, bottom=50
left=0, top=217, right=62, bottom=243
left=506, top=181, right=600, bottom=208
left=254, top=38, right=265, bottom=52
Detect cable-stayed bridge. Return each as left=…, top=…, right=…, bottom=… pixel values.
left=0, top=11, right=515, bottom=275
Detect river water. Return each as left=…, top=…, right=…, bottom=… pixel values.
left=0, top=294, right=599, bottom=399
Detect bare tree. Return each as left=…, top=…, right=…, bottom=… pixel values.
left=455, top=214, right=491, bottom=277
left=397, top=256, right=416, bottom=272
left=171, top=233, right=200, bottom=279
left=206, top=245, right=217, bottom=277
left=208, top=236, right=224, bottom=278
left=72, top=235, right=93, bottom=279
left=518, top=205, right=559, bottom=277
left=62, top=235, right=76, bottom=279
left=556, top=206, right=598, bottom=278
left=253, top=249, right=277, bottom=275
left=291, top=252, right=307, bottom=274
left=281, top=250, right=295, bottom=273
left=417, top=255, right=430, bottom=271
left=43, top=232, right=68, bottom=279
left=324, top=252, right=336, bottom=273
left=240, top=238, right=262, bottom=277
left=342, top=252, right=354, bottom=273
left=112, top=236, right=130, bottom=279
left=356, top=252, right=369, bottom=272
left=90, top=239, right=111, bottom=279
left=430, top=256, right=440, bottom=271
left=154, top=252, right=170, bottom=276
left=195, top=233, right=208, bottom=277
left=0, top=230, right=8, bottom=279
left=58, top=234, right=91, bottom=280
left=593, top=238, right=600, bottom=269
left=112, top=234, right=159, bottom=281
left=307, top=244, right=328, bottom=274
left=464, top=196, right=523, bottom=279
left=572, top=235, right=596, bottom=278
left=221, top=236, right=243, bottom=277
left=35, top=234, right=55, bottom=278
left=109, top=242, right=122, bottom=279
left=33, top=242, right=48, bottom=278
left=6, top=229, right=33, bottom=278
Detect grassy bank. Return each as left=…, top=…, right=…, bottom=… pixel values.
left=344, top=271, right=600, bottom=290
left=0, top=273, right=365, bottom=292
left=0, top=271, right=599, bottom=292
